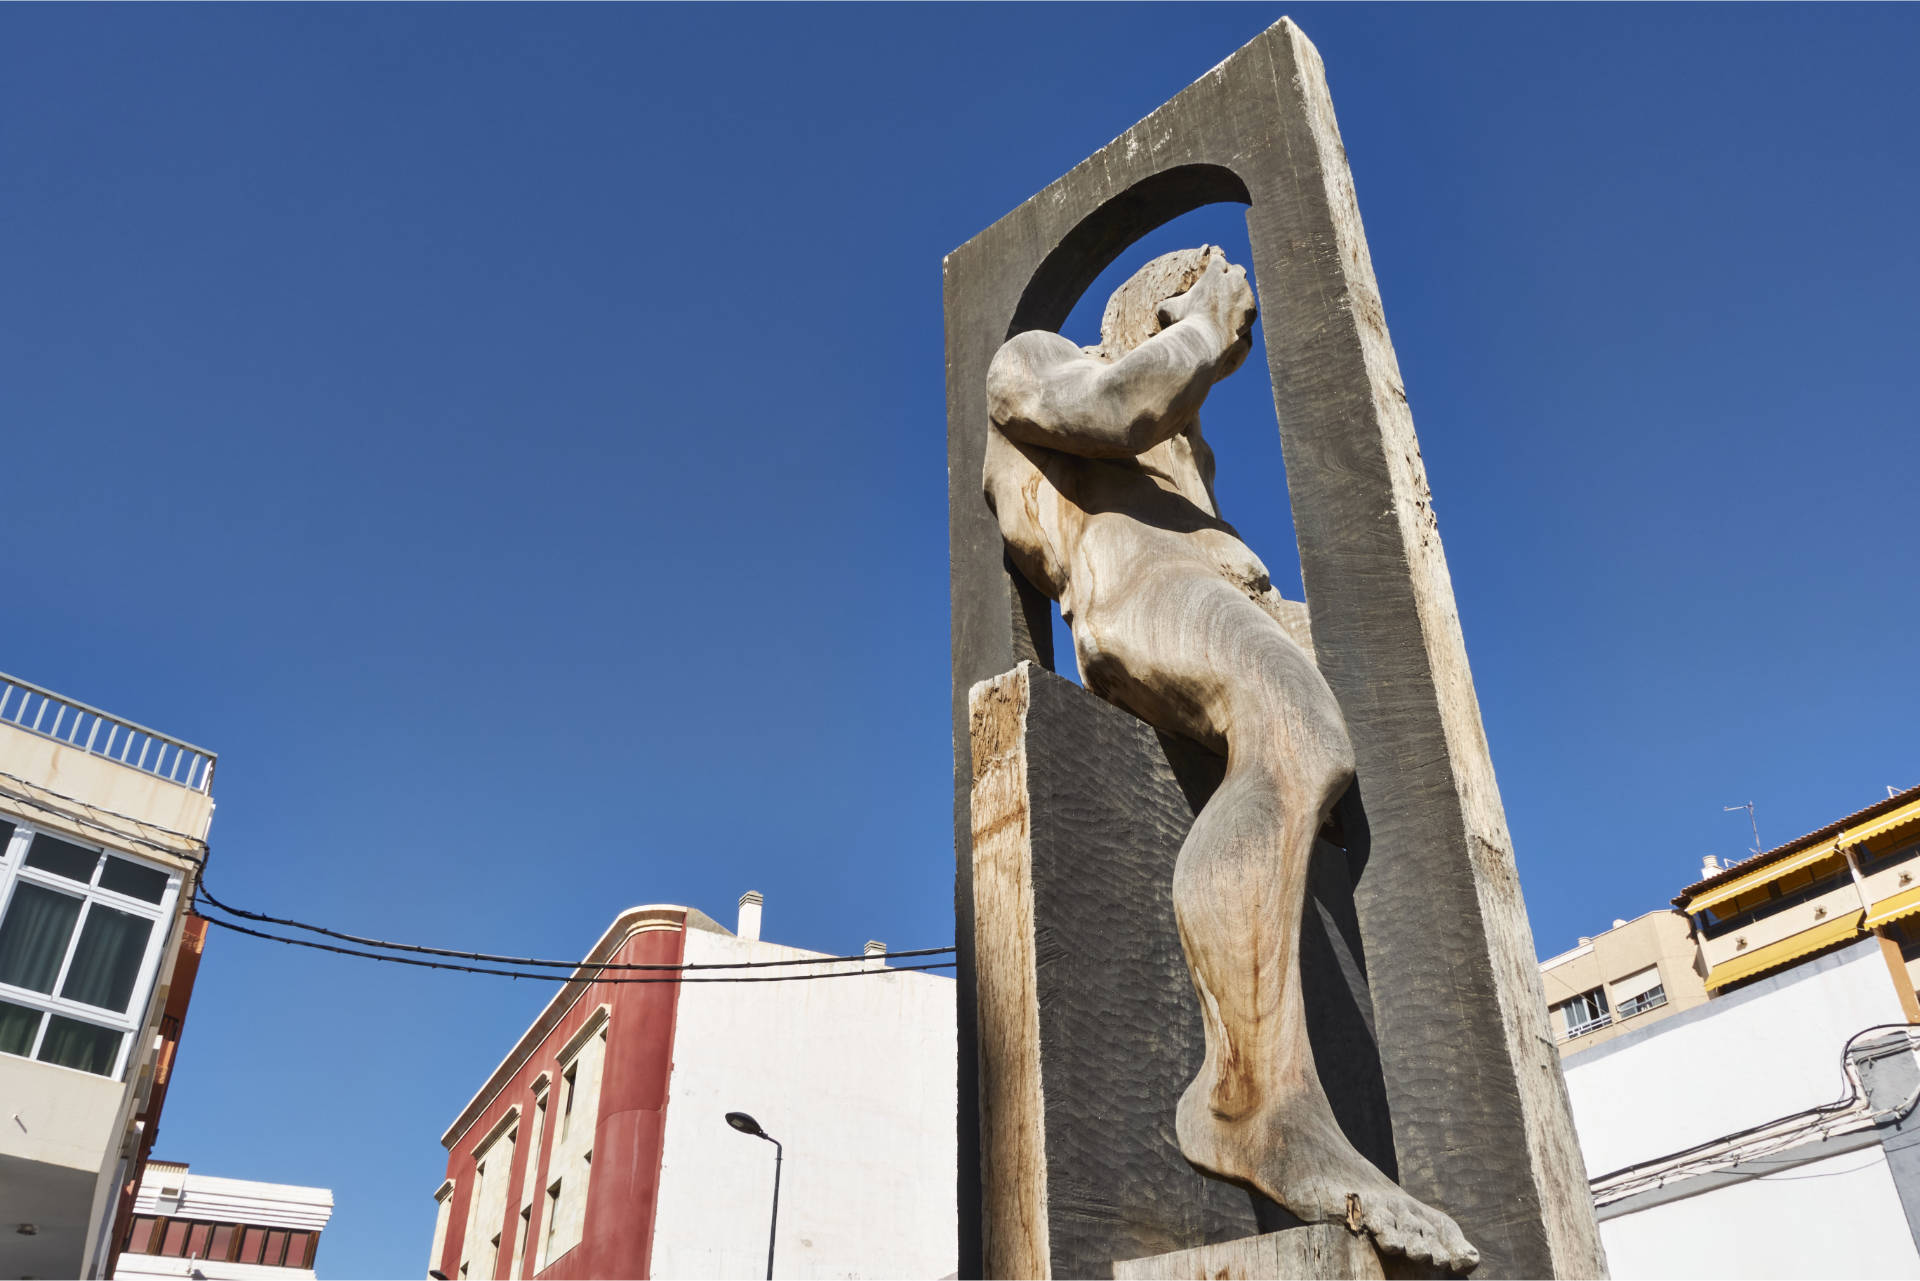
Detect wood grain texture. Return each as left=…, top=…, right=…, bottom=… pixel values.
left=1114, top=1226, right=1386, bottom=1281
left=970, top=668, right=1051, bottom=1280
left=971, top=664, right=1404, bottom=1279
left=946, top=18, right=1604, bottom=1279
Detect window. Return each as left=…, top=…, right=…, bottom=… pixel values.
left=463, top=1118, right=517, bottom=1281
left=1554, top=987, right=1611, bottom=1039
left=0, top=822, right=178, bottom=1079
left=510, top=1205, right=531, bottom=1280
left=428, top=1181, right=456, bottom=1278
left=1611, top=965, right=1667, bottom=1019
left=543, top=1016, right=607, bottom=1265
left=517, top=1081, right=548, bottom=1279
left=286, top=1230, right=317, bottom=1270
left=543, top=1180, right=563, bottom=1263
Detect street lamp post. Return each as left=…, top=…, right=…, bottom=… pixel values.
left=725, top=1111, right=782, bottom=1280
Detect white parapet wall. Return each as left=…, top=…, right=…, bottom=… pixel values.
left=1598, top=1144, right=1920, bottom=1280
left=1562, top=940, right=1920, bottom=1279
left=648, top=928, right=957, bottom=1280
left=1563, top=941, right=1908, bottom=1176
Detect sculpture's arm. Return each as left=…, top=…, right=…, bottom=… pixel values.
left=987, top=258, right=1255, bottom=459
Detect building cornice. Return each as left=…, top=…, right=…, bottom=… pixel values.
left=439, top=904, right=727, bottom=1149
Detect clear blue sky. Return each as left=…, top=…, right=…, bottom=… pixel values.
left=3, top=5, right=1916, bottom=1275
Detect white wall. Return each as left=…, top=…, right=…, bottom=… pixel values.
left=1562, top=944, right=1908, bottom=1176
left=1599, top=1146, right=1920, bottom=1279
left=649, top=929, right=956, bottom=1280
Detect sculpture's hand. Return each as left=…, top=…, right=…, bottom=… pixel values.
left=1156, top=250, right=1256, bottom=379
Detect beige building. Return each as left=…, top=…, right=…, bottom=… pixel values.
left=1539, top=910, right=1709, bottom=1052
left=1540, top=784, right=1920, bottom=1057
left=0, top=672, right=215, bottom=1279
left=1676, top=784, right=1920, bottom=1012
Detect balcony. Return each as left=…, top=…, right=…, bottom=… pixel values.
left=0, top=673, right=214, bottom=793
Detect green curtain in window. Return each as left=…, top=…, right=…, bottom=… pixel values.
left=60, top=904, right=152, bottom=1012
left=37, top=1014, right=120, bottom=1075
left=0, top=999, right=39, bottom=1056
left=0, top=883, right=83, bottom=993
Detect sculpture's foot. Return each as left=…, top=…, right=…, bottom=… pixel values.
left=1177, top=1075, right=1480, bottom=1274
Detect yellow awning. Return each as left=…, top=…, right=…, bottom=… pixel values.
left=1846, top=800, right=1920, bottom=852
left=1865, top=884, right=1920, bottom=930
left=1703, top=911, right=1864, bottom=990
left=1689, top=845, right=1845, bottom=915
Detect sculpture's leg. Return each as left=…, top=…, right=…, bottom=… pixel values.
left=1077, top=565, right=1478, bottom=1273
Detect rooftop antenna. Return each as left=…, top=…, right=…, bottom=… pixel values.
left=1724, top=801, right=1761, bottom=857
left=1891, top=786, right=1903, bottom=799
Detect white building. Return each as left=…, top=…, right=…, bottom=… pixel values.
left=431, top=892, right=957, bottom=1280
left=0, top=673, right=217, bottom=1280
left=1562, top=939, right=1920, bottom=1278
left=112, top=1161, right=333, bottom=1279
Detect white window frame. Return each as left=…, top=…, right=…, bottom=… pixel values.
left=0, top=818, right=181, bottom=1080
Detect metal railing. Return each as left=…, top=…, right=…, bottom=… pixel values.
left=0, top=672, right=215, bottom=793
left=1561, top=1012, right=1613, bottom=1041
left=1616, top=987, right=1668, bottom=1019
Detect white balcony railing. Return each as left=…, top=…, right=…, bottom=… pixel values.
left=0, top=672, right=215, bottom=793
left=1561, top=1013, right=1613, bottom=1041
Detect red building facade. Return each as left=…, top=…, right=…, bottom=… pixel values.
left=431, top=906, right=692, bottom=1281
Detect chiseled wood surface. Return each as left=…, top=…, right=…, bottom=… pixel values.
left=970, top=664, right=1257, bottom=1278
left=969, top=667, right=1051, bottom=1280
left=1114, top=1226, right=1387, bottom=1281
left=947, top=18, right=1605, bottom=1277
left=971, top=664, right=1410, bottom=1279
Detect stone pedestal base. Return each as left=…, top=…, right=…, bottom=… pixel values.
left=1114, top=1226, right=1385, bottom=1281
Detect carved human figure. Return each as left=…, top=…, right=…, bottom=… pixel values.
left=984, top=247, right=1478, bottom=1272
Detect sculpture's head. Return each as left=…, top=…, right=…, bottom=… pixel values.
left=1091, top=246, right=1215, bottom=361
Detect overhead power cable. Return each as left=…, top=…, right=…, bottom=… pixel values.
left=194, top=902, right=955, bottom=984
left=0, top=769, right=208, bottom=863
left=194, top=874, right=953, bottom=972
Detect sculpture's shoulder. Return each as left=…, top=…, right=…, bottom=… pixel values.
left=987, top=329, right=1092, bottom=423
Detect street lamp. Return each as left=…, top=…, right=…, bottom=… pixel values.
left=725, top=1111, right=782, bottom=1280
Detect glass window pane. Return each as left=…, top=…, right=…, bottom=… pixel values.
left=238, top=1228, right=266, bottom=1264
left=264, top=1229, right=288, bottom=1266
left=161, top=1220, right=190, bottom=1256
left=59, top=903, right=153, bottom=1012
left=188, top=1223, right=213, bottom=1257
left=0, top=882, right=84, bottom=993
left=209, top=1225, right=234, bottom=1260
left=287, top=1231, right=314, bottom=1269
left=0, top=998, right=41, bottom=1056
left=127, top=1216, right=157, bottom=1254
left=99, top=856, right=169, bottom=904
left=24, top=832, right=98, bottom=883
left=36, top=1015, right=121, bottom=1075
left=0, top=819, right=15, bottom=854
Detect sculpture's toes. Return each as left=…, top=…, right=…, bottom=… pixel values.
left=1363, top=1191, right=1478, bottom=1275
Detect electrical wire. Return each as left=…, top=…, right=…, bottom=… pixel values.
left=1589, top=1023, right=1920, bottom=1202
left=194, top=873, right=954, bottom=972
left=194, top=903, right=955, bottom=984
left=0, top=777, right=958, bottom=979
left=0, top=769, right=207, bottom=863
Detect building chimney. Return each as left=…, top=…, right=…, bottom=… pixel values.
left=737, top=891, right=763, bottom=942
left=1702, top=855, right=1721, bottom=877
left=864, top=940, right=887, bottom=969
